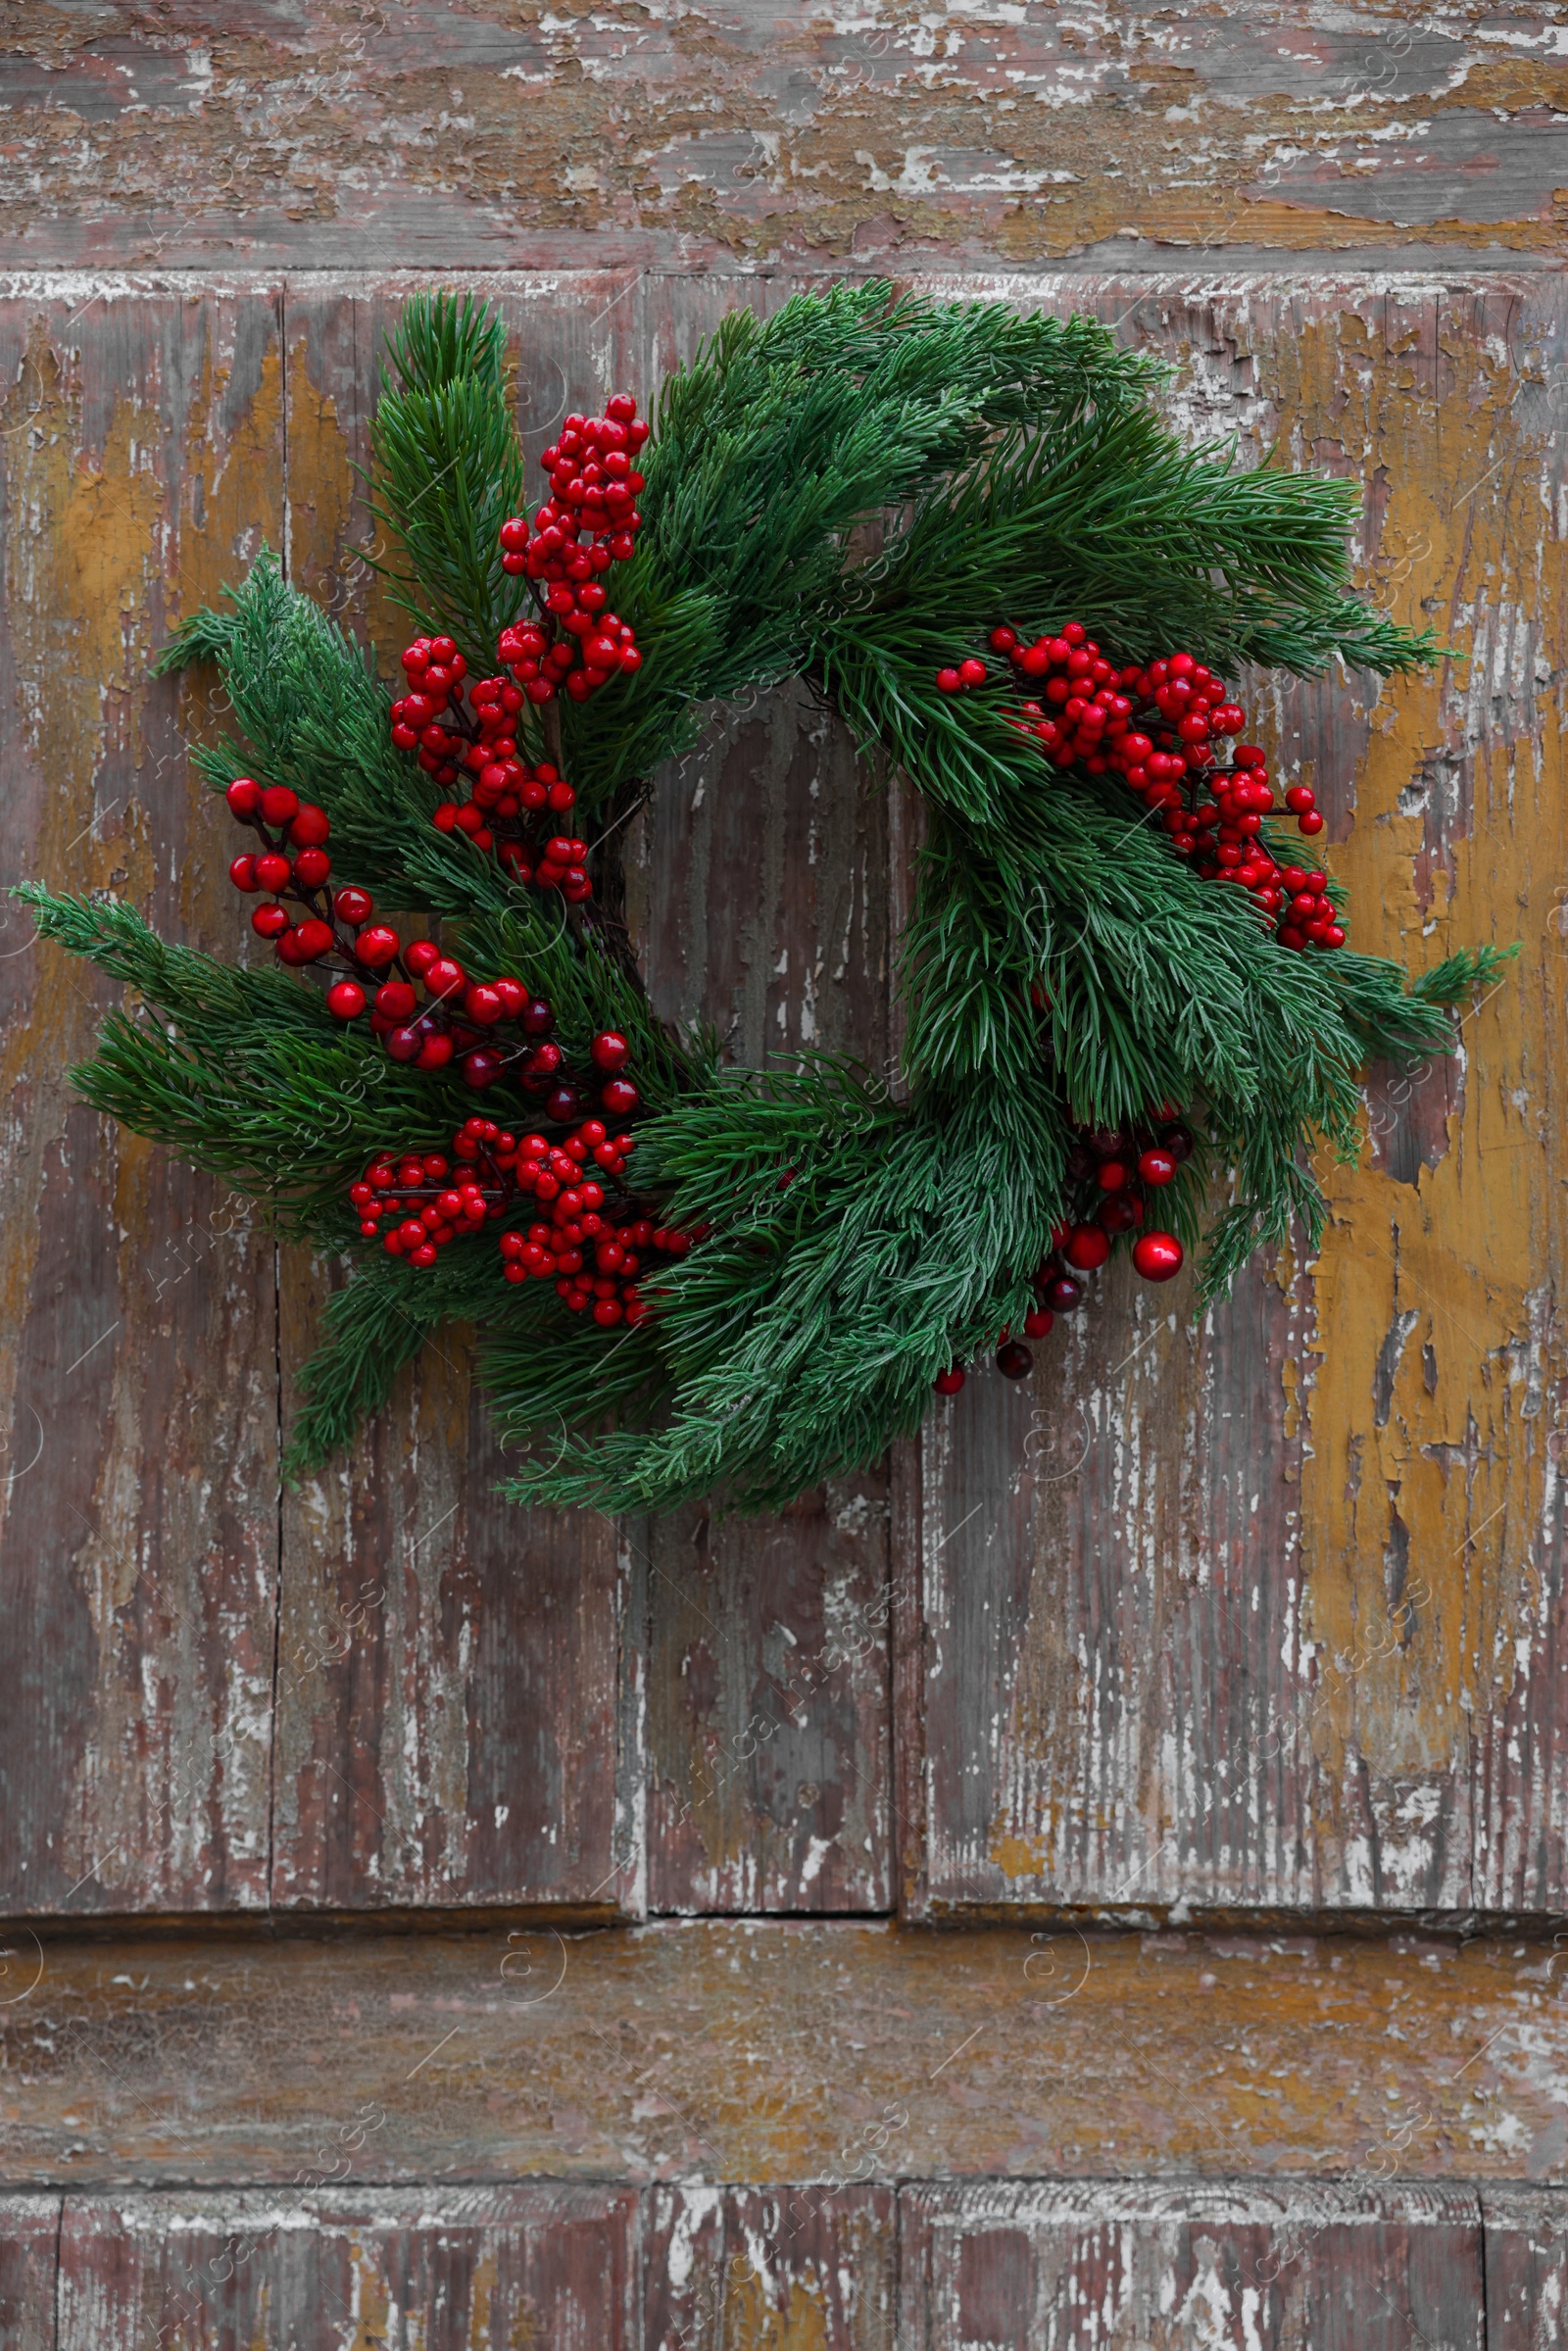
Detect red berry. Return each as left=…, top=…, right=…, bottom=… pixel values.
left=1284, top=785, right=1315, bottom=814
left=600, top=1077, right=639, bottom=1117
left=463, top=1049, right=503, bottom=1089
left=260, top=785, right=299, bottom=825
left=334, top=887, right=373, bottom=925
left=1022, top=1305, right=1054, bottom=1339
left=936, top=667, right=962, bottom=693
left=1063, top=1224, right=1111, bottom=1272
left=1132, top=1231, right=1184, bottom=1282
left=1298, top=810, right=1325, bottom=836
left=957, top=658, right=987, bottom=687
left=996, top=1340, right=1033, bottom=1379
left=375, top=981, right=416, bottom=1019
left=416, top=1034, right=455, bottom=1071
left=327, top=980, right=366, bottom=1020
left=225, top=776, right=262, bottom=818
left=289, top=804, right=331, bottom=848
left=1043, top=1272, right=1083, bottom=1313
left=292, top=918, right=334, bottom=961
left=251, top=904, right=289, bottom=939
left=254, top=851, right=291, bottom=892
left=464, top=984, right=505, bottom=1026
left=293, top=847, right=331, bottom=888
left=355, top=925, right=401, bottom=967
left=228, top=854, right=258, bottom=892
left=989, top=625, right=1018, bottom=652
left=425, top=956, right=465, bottom=998
left=1137, top=1148, right=1177, bottom=1187
left=1096, top=1160, right=1128, bottom=1193
left=405, top=940, right=441, bottom=977
left=591, top=1031, right=629, bottom=1071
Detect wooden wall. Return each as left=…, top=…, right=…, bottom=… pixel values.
left=2, top=3, right=1566, bottom=2343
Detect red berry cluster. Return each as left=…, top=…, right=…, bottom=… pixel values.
left=391, top=639, right=595, bottom=905
left=222, top=776, right=640, bottom=1112
left=353, top=1125, right=516, bottom=1262
left=938, top=622, right=1345, bottom=954
left=352, top=1111, right=700, bottom=1332
left=499, top=1122, right=697, bottom=1329
left=933, top=1115, right=1192, bottom=1394
left=495, top=391, right=649, bottom=707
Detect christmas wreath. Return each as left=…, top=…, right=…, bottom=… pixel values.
left=22, top=285, right=1503, bottom=1513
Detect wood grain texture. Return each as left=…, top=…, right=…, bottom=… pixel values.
left=0, top=282, right=284, bottom=1917
left=269, top=278, right=642, bottom=1917
left=0, top=2192, right=62, bottom=2350
left=898, top=2181, right=1485, bottom=2351
left=5, top=1921, right=1568, bottom=2187
left=900, top=271, right=1568, bottom=1919
left=1482, top=2188, right=1568, bottom=2350
left=646, top=2184, right=896, bottom=2350
left=2, top=6, right=1566, bottom=271
left=630, top=683, right=893, bottom=1913
left=53, top=2185, right=642, bottom=2349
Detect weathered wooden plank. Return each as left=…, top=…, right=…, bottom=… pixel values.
left=54, top=2185, right=641, bottom=2349
left=898, top=2182, right=1485, bottom=2351
left=270, top=274, right=890, bottom=1914
left=646, top=2184, right=896, bottom=2350
left=5, top=1922, right=1566, bottom=2186
left=268, top=276, right=647, bottom=1915
left=1482, top=2189, right=1568, bottom=2350
left=0, top=2192, right=61, bottom=2349
left=2, top=9, right=1565, bottom=271
left=0, top=280, right=284, bottom=1915
left=899, top=271, right=1567, bottom=1916
left=629, top=682, right=893, bottom=1912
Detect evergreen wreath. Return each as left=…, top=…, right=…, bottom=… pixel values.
left=21, top=284, right=1505, bottom=1514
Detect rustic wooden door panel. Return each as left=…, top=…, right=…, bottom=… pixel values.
left=267, top=276, right=650, bottom=1915
left=0, top=281, right=285, bottom=1916
left=54, top=2185, right=641, bottom=2348
left=647, top=2185, right=896, bottom=2350
left=0, top=2192, right=61, bottom=2348
left=630, top=682, right=893, bottom=1912
left=1482, top=2190, right=1568, bottom=2350
left=270, top=275, right=891, bottom=1914
left=897, top=2182, right=1486, bottom=2351
left=900, top=273, right=1567, bottom=1918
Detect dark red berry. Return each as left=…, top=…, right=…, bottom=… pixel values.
left=996, top=1340, right=1033, bottom=1379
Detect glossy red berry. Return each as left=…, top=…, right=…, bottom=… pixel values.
left=1022, top=1305, right=1054, bottom=1339
left=228, top=854, right=258, bottom=892
left=292, top=918, right=335, bottom=961
left=254, top=852, right=291, bottom=892
left=260, top=785, right=299, bottom=825
left=1043, top=1272, right=1084, bottom=1313
left=356, top=925, right=401, bottom=967
left=1137, top=1148, right=1177, bottom=1187
left=252, top=903, right=289, bottom=939
left=375, top=981, right=416, bottom=1018
left=289, top=805, right=331, bottom=849
left=334, top=886, right=373, bottom=925
left=1063, top=1224, right=1111, bottom=1272
left=225, top=776, right=262, bottom=818
left=327, top=980, right=367, bottom=1020
left=600, top=1077, right=639, bottom=1117
left=591, top=1031, right=629, bottom=1071
left=1132, top=1231, right=1184, bottom=1282
left=293, top=847, right=331, bottom=888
